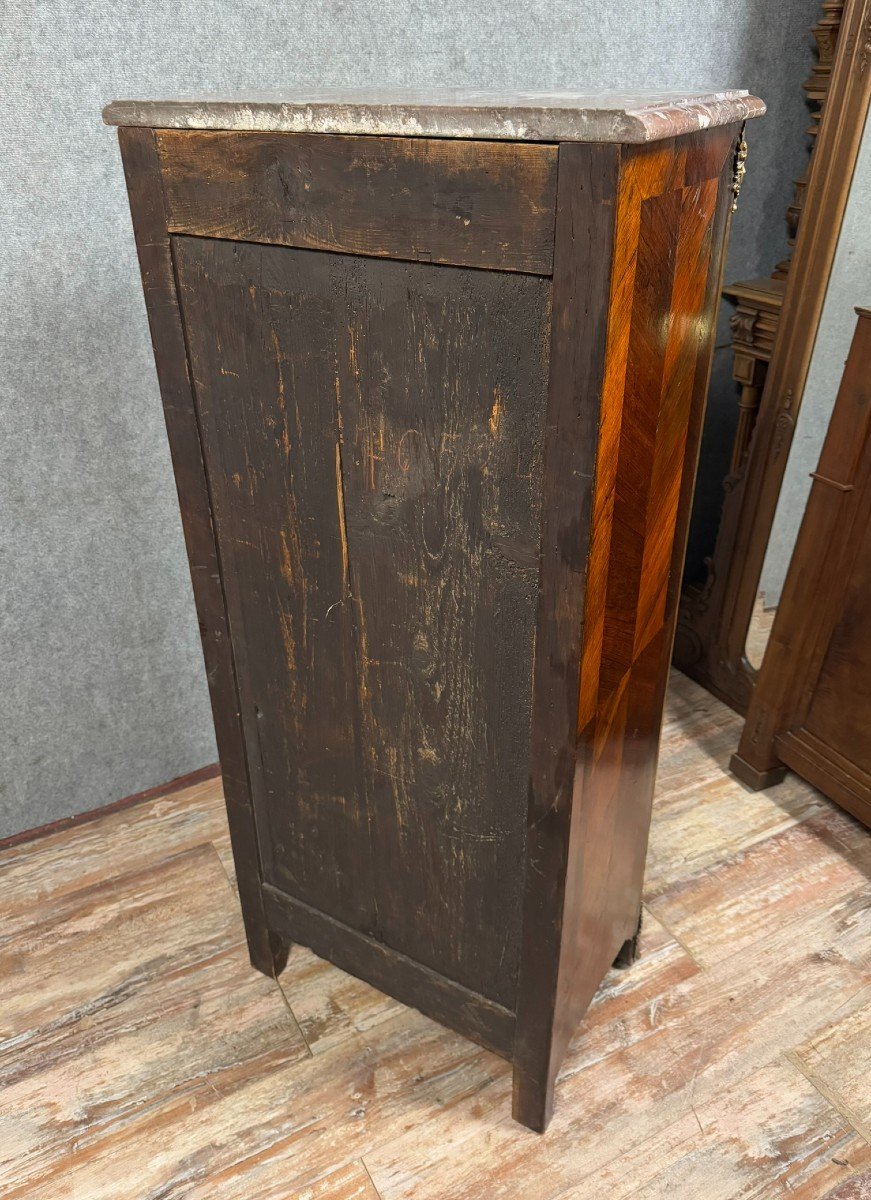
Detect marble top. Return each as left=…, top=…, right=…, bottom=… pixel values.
left=103, top=88, right=765, bottom=144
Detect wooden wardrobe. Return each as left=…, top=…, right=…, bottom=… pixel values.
left=732, top=308, right=871, bottom=828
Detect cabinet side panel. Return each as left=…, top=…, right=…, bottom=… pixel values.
left=555, top=129, right=736, bottom=1071
left=734, top=308, right=871, bottom=827
left=803, top=507, right=871, bottom=778
left=116, top=128, right=283, bottom=975
left=514, top=126, right=737, bottom=1132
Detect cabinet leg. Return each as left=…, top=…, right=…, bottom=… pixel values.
left=613, top=906, right=643, bottom=970
left=245, top=919, right=290, bottom=979
left=512, top=1064, right=556, bottom=1134
left=729, top=751, right=788, bottom=791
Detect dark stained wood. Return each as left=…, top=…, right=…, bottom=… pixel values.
left=515, top=126, right=737, bottom=1131
left=117, top=127, right=287, bottom=980
left=612, top=907, right=643, bottom=969
left=334, top=254, right=550, bottom=1006
left=117, top=121, right=743, bottom=1133
left=732, top=309, right=871, bottom=829
left=157, top=130, right=559, bottom=275
left=262, top=882, right=516, bottom=1058
left=173, top=240, right=550, bottom=1002
left=172, top=237, right=378, bottom=933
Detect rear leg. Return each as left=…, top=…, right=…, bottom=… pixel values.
left=612, top=906, right=643, bottom=970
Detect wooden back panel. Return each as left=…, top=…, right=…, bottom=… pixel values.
left=174, top=236, right=551, bottom=1005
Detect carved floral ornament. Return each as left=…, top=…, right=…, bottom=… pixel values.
left=730, top=309, right=759, bottom=344
left=844, top=10, right=871, bottom=71
left=731, top=133, right=748, bottom=211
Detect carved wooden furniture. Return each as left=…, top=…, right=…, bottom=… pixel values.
left=732, top=309, right=871, bottom=828
left=674, top=0, right=871, bottom=714
left=713, top=5, right=844, bottom=478
left=776, top=0, right=846, bottom=280
left=721, top=276, right=786, bottom=475
left=106, top=88, right=762, bottom=1132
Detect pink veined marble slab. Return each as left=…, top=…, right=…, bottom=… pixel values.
left=103, top=87, right=765, bottom=143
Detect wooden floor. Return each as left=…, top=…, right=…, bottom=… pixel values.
left=2, top=670, right=870, bottom=1199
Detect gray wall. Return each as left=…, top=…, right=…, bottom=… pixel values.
left=759, top=106, right=871, bottom=608
left=2, top=0, right=820, bottom=838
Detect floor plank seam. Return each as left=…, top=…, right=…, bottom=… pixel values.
left=361, top=1156, right=386, bottom=1199
left=272, top=970, right=314, bottom=1060
left=643, top=801, right=828, bottom=905
left=783, top=1048, right=871, bottom=1147
left=640, top=903, right=705, bottom=969
left=205, top=838, right=314, bottom=1057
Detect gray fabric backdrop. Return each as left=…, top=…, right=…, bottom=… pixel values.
left=1, top=0, right=820, bottom=837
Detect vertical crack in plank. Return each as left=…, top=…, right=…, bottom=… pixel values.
left=333, top=372, right=381, bottom=940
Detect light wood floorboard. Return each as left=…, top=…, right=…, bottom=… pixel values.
left=0, top=670, right=868, bottom=1198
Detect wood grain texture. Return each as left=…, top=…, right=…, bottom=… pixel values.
left=276, top=945, right=405, bottom=1058
left=173, top=236, right=550, bottom=1019
left=122, top=122, right=775, bottom=1135
left=366, top=864, right=870, bottom=1200
left=647, top=802, right=871, bottom=969
left=174, top=236, right=378, bottom=933
left=0, top=844, right=309, bottom=1198
left=791, top=1000, right=871, bottom=1144
left=3, top=672, right=870, bottom=1198
left=554, top=128, right=735, bottom=1070
left=512, top=140, right=620, bottom=1131
left=0, top=773, right=229, bottom=934
left=286, top=1162, right=382, bottom=1200
left=263, top=882, right=516, bottom=1058
left=514, top=125, right=737, bottom=1131
left=333, top=253, right=549, bottom=1006
left=818, top=1174, right=871, bottom=1200
left=157, top=130, right=558, bottom=274
left=644, top=668, right=825, bottom=896
left=117, top=127, right=286, bottom=979
left=733, top=309, right=871, bottom=828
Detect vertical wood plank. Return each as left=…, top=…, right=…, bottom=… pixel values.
left=555, top=127, right=736, bottom=1090
left=117, top=128, right=285, bottom=977
left=732, top=309, right=871, bottom=828
left=553, top=128, right=736, bottom=1082
left=172, top=238, right=379, bottom=932
left=513, top=140, right=621, bottom=1130
left=333, top=255, right=551, bottom=1005
left=514, top=127, right=737, bottom=1132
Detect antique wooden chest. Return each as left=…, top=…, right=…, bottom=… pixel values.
left=106, top=88, right=764, bottom=1130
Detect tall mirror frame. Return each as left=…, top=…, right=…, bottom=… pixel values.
left=674, top=0, right=871, bottom=713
